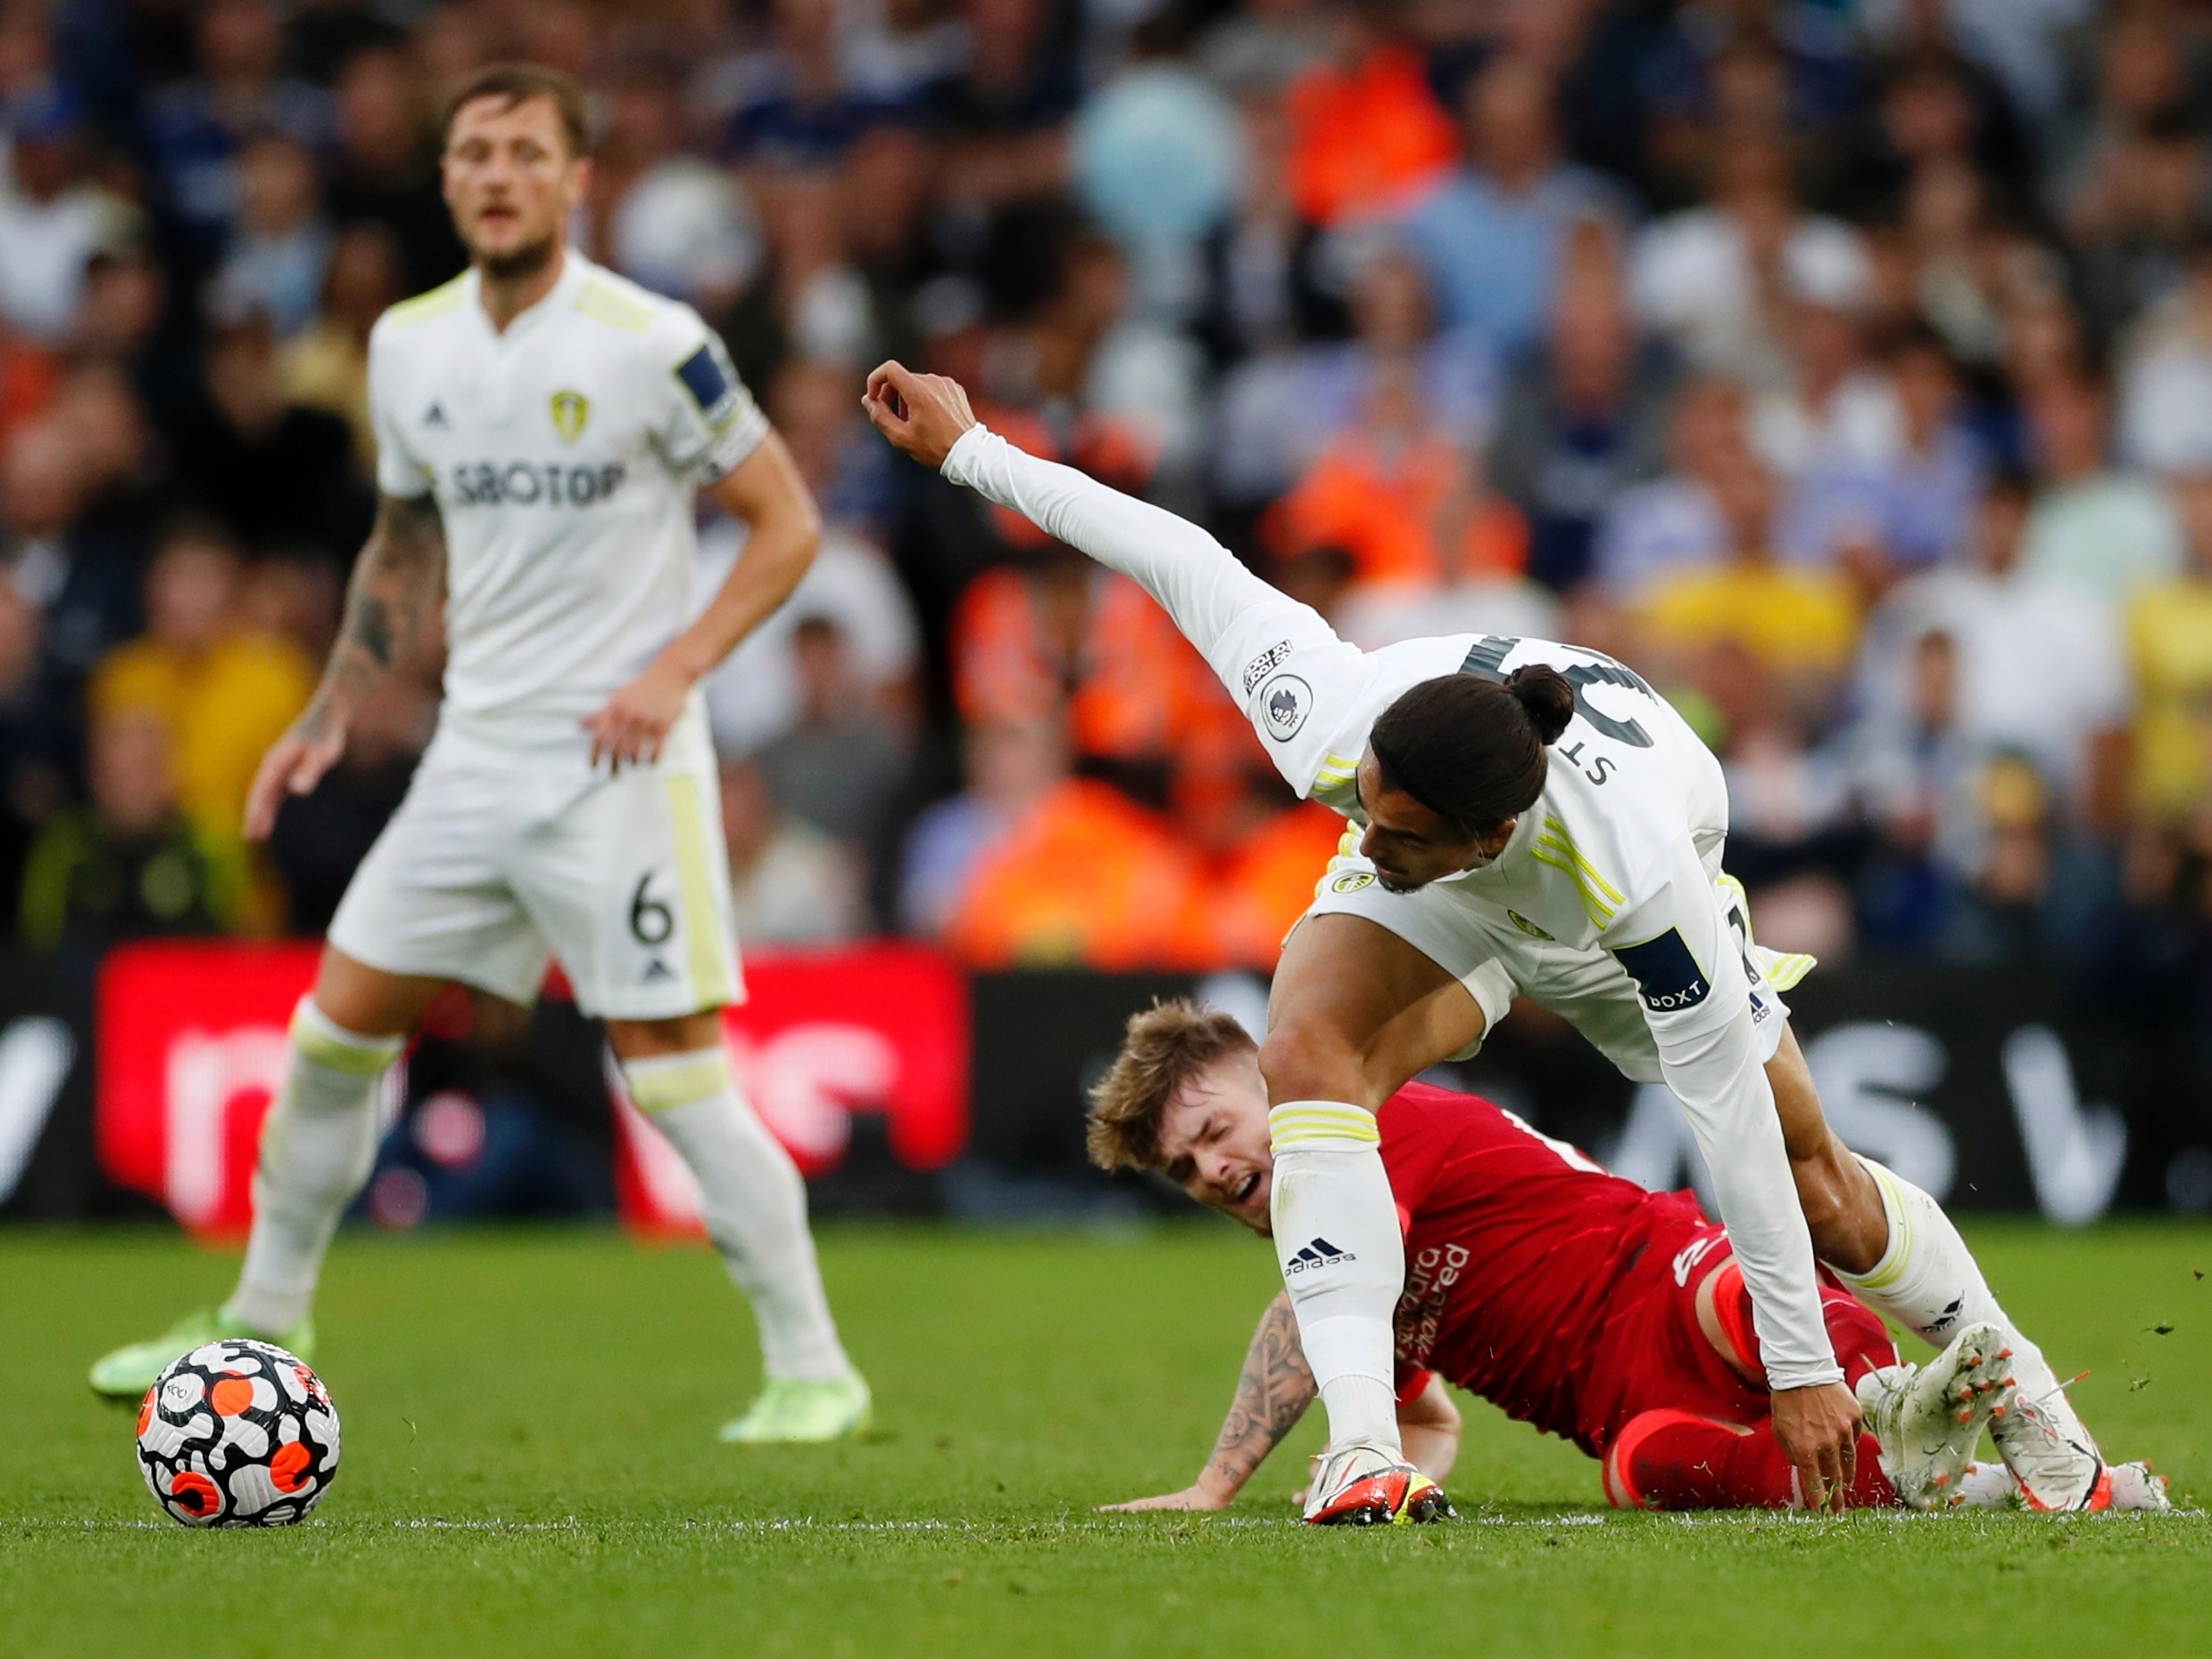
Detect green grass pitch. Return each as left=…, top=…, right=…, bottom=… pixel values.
left=4, top=1221, right=2210, bottom=1656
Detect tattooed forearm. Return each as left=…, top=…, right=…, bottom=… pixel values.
left=304, top=491, right=443, bottom=733
left=1197, top=1292, right=1317, bottom=1500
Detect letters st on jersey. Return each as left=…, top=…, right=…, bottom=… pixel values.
left=1296, top=632, right=1736, bottom=1016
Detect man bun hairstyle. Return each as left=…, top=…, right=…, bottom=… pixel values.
left=1085, top=1000, right=1257, bottom=1174
left=1505, top=662, right=1576, bottom=742
left=443, top=62, right=592, bottom=159
left=1368, top=664, right=1576, bottom=837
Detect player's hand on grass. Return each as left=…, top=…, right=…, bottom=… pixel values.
left=584, top=655, right=694, bottom=770
left=1098, top=1481, right=1235, bottom=1514
left=244, top=712, right=348, bottom=840
left=1769, top=1380, right=1862, bottom=1513
left=862, top=361, right=977, bottom=471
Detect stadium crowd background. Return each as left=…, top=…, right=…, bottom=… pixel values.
left=1, top=0, right=2210, bottom=1003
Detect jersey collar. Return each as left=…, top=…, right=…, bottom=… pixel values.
left=1437, top=800, right=1541, bottom=888
left=466, top=249, right=590, bottom=342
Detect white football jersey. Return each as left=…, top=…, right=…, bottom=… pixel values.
left=942, top=423, right=1845, bottom=1393
left=367, top=253, right=767, bottom=764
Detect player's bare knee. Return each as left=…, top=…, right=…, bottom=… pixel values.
left=606, top=1009, right=725, bottom=1060
left=1257, top=1021, right=1373, bottom=1110
left=310, top=948, right=442, bottom=1041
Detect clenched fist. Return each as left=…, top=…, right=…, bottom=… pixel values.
left=862, top=361, right=979, bottom=471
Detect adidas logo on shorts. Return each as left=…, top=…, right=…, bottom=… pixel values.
left=1285, top=1237, right=1355, bottom=1274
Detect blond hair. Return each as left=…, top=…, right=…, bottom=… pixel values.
left=1085, top=1000, right=1256, bottom=1173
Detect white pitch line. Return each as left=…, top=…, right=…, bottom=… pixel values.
left=13, top=1506, right=2194, bottom=1533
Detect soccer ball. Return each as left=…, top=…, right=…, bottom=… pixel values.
left=136, top=1340, right=341, bottom=1527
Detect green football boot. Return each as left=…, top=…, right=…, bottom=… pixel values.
left=88, top=1308, right=316, bottom=1399
left=717, top=1373, right=873, bottom=1445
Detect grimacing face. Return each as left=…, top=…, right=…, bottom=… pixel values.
left=442, top=94, right=588, bottom=275
left=1354, top=749, right=1507, bottom=892
left=1154, top=1050, right=1276, bottom=1235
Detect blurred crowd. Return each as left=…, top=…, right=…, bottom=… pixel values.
left=11, top=0, right=2212, bottom=992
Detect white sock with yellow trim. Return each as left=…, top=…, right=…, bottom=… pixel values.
left=1267, top=1100, right=1404, bottom=1455
left=625, top=1047, right=853, bottom=1385
left=1832, top=1157, right=2081, bottom=1439
left=226, top=999, right=403, bottom=1334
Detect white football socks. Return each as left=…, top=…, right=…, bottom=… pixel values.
left=625, top=1048, right=853, bottom=1385
left=1267, top=1101, right=1404, bottom=1455
left=1834, top=1157, right=2085, bottom=1441
left=226, top=1000, right=402, bottom=1335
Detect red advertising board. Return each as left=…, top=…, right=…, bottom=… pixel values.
left=95, top=940, right=971, bottom=1238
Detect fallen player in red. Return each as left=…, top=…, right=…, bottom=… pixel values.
left=1088, top=1000, right=2167, bottom=1515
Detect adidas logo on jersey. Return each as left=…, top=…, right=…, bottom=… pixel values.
left=642, top=959, right=674, bottom=982
left=1285, top=1237, right=1355, bottom=1274
left=423, top=402, right=447, bottom=427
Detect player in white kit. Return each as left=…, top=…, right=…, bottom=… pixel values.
left=91, top=66, right=872, bottom=1444
left=864, top=364, right=2116, bottom=1521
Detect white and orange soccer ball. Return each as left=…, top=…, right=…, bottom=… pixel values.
left=136, top=1340, right=341, bottom=1527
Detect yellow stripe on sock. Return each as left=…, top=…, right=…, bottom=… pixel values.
left=1844, top=1161, right=1913, bottom=1292
left=288, top=1006, right=400, bottom=1077
left=667, top=774, right=733, bottom=1008
left=1266, top=1112, right=1379, bottom=1135
left=1266, top=1105, right=1380, bottom=1151
left=1270, top=1126, right=1383, bottom=1150
left=625, top=1052, right=733, bottom=1112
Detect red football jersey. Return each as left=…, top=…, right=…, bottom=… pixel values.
left=1381, top=1081, right=1709, bottom=1453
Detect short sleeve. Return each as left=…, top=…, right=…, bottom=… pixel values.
left=651, top=309, right=769, bottom=484
left=367, top=327, right=433, bottom=499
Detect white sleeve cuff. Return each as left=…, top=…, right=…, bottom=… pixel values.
left=694, top=401, right=771, bottom=484
left=940, top=422, right=991, bottom=484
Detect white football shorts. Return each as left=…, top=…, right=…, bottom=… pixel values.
left=1297, top=840, right=1790, bottom=1080
left=327, top=732, right=742, bottom=1021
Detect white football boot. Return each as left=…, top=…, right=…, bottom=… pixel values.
left=1985, top=1368, right=2111, bottom=1511
left=1302, top=1441, right=1454, bottom=1527
left=1953, top=1459, right=2171, bottom=1513
left=1856, top=1321, right=2012, bottom=1510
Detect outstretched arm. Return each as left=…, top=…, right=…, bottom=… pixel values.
left=863, top=362, right=1364, bottom=762
left=1101, top=1291, right=1315, bottom=1512
left=244, top=489, right=444, bottom=839
left=1099, top=1291, right=1461, bottom=1513
left=1608, top=850, right=1857, bottom=1507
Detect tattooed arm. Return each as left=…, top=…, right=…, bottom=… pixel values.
left=243, top=490, right=445, bottom=839
left=1101, top=1292, right=1464, bottom=1513
left=1101, top=1292, right=1317, bottom=1512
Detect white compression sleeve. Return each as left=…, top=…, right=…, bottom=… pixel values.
left=940, top=424, right=1347, bottom=704
left=1611, top=855, right=1841, bottom=1393
left=625, top=1049, right=853, bottom=1385
left=1652, top=1012, right=1841, bottom=1390
left=1267, top=1102, right=1404, bottom=1455
left=228, top=1000, right=402, bottom=1334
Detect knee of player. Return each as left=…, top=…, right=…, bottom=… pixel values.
left=1257, top=1021, right=1371, bottom=1109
